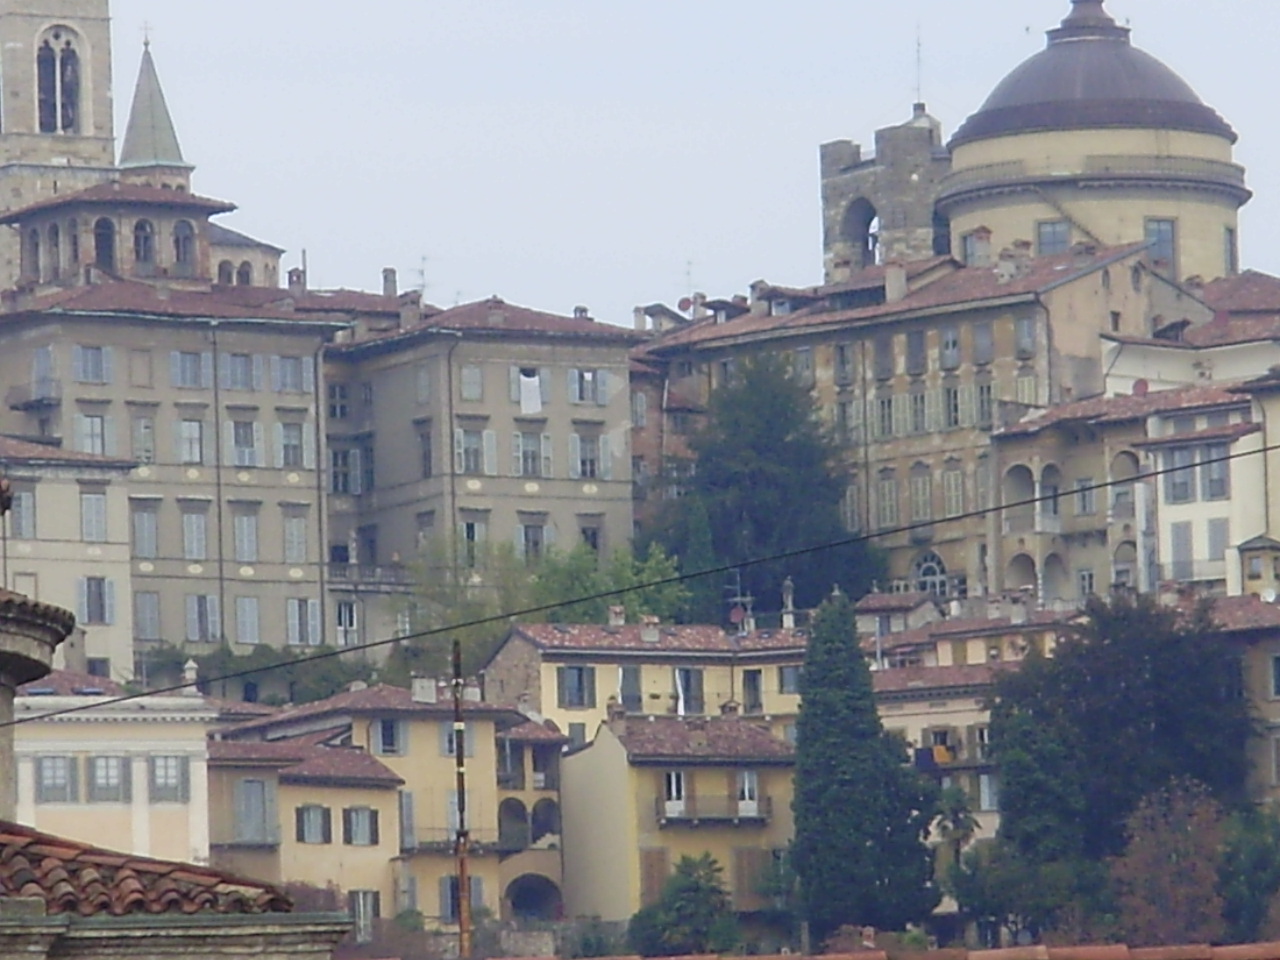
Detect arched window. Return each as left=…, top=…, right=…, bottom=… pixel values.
left=173, top=220, right=195, bottom=274
left=93, top=218, right=115, bottom=272
left=67, top=219, right=79, bottom=265
left=843, top=197, right=880, bottom=269
left=236, top=261, right=253, bottom=286
left=217, top=260, right=234, bottom=285
left=24, top=229, right=40, bottom=281
left=913, top=550, right=949, bottom=596
left=47, top=224, right=60, bottom=280
left=133, top=220, right=155, bottom=275
left=36, top=28, right=81, bottom=134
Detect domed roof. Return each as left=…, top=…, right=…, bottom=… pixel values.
left=950, top=0, right=1235, bottom=147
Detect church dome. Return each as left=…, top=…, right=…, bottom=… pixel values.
left=950, top=0, right=1235, bottom=148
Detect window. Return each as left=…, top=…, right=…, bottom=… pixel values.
left=234, top=778, right=273, bottom=844
left=8, top=488, right=35, bottom=539
left=961, top=232, right=983, bottom=265
left=792, top=346, right=814, bottom=385
left=76, top=413, right=107, bottom=455
left=674, top=667, right=705, bottom=714
left=874, top=335, right=895, bottom=380
left=1073, top=479, right=1097, bottom=516
left=943, top=469, right=965, bottom=518
left=910, top=391, right=927, bottom=434
left=460, top=517, right=487, bottom=568
left=172, top=351, right=206, bottom=389
left=1036, top=220, right=1070, bottom=256
left=36, top=756, right=77, bottom=803
left=580, top=523, right=602, bottom=553
left=185, top=594, right=221, bottom=642
left=979, top=773, right=1000, bottom=811
left=519, top=522, right=546, bottom=563
left=459, top=429, right=485, bottom=476
left=331, top=448, right=358, bottom=494
left=87, top=756, right=130, bottom=803
left=1015, top=372, right=1038, bottom=406
left=909, top=472, right=932, bottom=522
left=419, top=428, right=433, bottom=478
left=233, top=512, right=259, bottom=563
left=778, top=665, right=802, bottom=695
left=515, top=431, right=549, bottom=478
left=374, top=719, right=406, bottom=756
left=232, top=421, right=259, bottom=467
left=133, top=219, right=155, bottom=268
left=973, top=322, right=994, bottom=365
left=178, top=420, right=204, bottom=464
left=182, top=509, right=207, bottom=560
left=173, top=221, right=195, bottom=272
left=1249, top=556, right=1265, bottom=581
left=460, top=365, right=484, bottom=401
left=237, top=262, right=253, bottom=286
left=877, top=475, right=899, bottom=528
left=876, top=396, right=895, bottom=439
left=835, top=343, right=854, bottom=384
left=328, top=383, right=349, bottom=419
left=235, top=596, right=260, bottom=645
left=287, top=597, right=321, bottom=646
left=1203, top=443, right=1230, bottom=500
left=79, top=576, right=113, bottom=624
left=37, top=29, right=82, bottom=133
left=349, top=890, right=381, bottom=944
left=1145, top=218, right=1177, bottom=273
left=280, top=422, right=304, bottom=468
left=296, top=804, right=332, bottom=844
left=344, top=807, right=380, bottom=846
left=131, top=504, right=157, bottom=558
left=1208, top=517, right=1230, bottom=564
left=439, top=877, right=482, bottom=925
left=1078, top=568, right=1096, bottom=597
left=134, top=591, right=161, bottom=640
left=72, top=344, right=110, bottom=383
left=570, top=367, right=608, bottom=404
left=337, top=601, right=358, bottom=647
left=577, top=434, right=600, bottom=479
left=943, top=385, right=961, bottom=428
left=1015, top=318, right=1037, bottom=359
left=131, top=416, right=155, bottom=463
left=905, top=330, right=926, bottom=376
left=557, top=666, right=596, bottom=709
left=149, top=756, right=189, bottom=803
left=94, top=217, right=115, bottom=271
left=276, top=356, right=306, bottom=393
left=976, top=382, right=994, bottom=427
left=939, top=326, right=961, bottom=370
left=1226, top=226, right=1240, bottom=276
left=284, top=514, right=308, bottom=564
left=1164, top=447, right=1198, bottom=503
left=80, top=491, right=107, bottom=542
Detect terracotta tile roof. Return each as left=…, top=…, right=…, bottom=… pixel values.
left=1204, top=595, right=1280, bottom=633
left=1200, top=270, right=1280, bottom=314
left=0, top=819, right=291, bottom=915
left=501, top=718, right=568, bottom=743
left=206, top=698, right=280, bottom=723
left=421, top=297, right=640, bottom=341
left=997, top=383, right=1248, bottom=437
left=207, top=739, right=402, bottom=787
left=854, top=591, right=938, bottom=614
left=872, top=663, right=1008, bottom=694
left=207, top=740, right=312, bottom=764
left=649, top=244, right=1148, bottom=353
left=19, top=669, right=125, bottom=697
left=863, top=610, right=1077, bottom=654
left=205, top=222, right=285, bottom=253
left=1182, top=314, right=1280, bottom=347
left=222, top=682, right=520, bottom=736
left=0, top=434, right=135, bottom=468
left=0, top=181, right=236, bottom=223
left=508, top=623, right=807, bottom=657
left=758, top=257, right=956, bottom=301
left=1133, top=422, right=1261, bottom=447
left=617, top=716, right=794, bottom=764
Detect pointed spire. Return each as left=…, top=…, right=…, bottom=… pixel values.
left=119, top=44, right=191, bottom=170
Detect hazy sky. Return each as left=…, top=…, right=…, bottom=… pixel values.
left=105, top=0, right=1279, bottom=325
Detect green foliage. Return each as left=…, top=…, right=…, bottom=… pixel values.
left=1219, top=805, right=1280, bottom=943
left=935, top=785, right=982, bottom=887
left=534, top=542, right=689, bottom=626
left=992, top=594, right=1254, bottom=863
left=679, top=496, right=722, bottom=624
left=646, top=354, right=883, bottom=612
left=791, top=592, right=940, bottom=941
left=627, top=854, right=739, bottom=957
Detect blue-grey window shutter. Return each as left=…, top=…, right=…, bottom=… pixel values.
left=102, top=346, right=114, bottom=384
left=200, top=352, right=214, bottom=388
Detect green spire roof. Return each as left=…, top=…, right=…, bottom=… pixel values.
left=119, top=44, right=191, bottom=169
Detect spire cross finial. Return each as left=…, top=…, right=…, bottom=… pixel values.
left=142, top=22, right=152, bottom=49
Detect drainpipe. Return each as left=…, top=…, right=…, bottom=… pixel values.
left=441, top=332, right=463, bottom=569
left=210, top=322, right=228, bottom=647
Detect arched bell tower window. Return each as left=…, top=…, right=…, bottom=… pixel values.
left=237, top=261, right=253, bottom=286
left=47, top=224, right=60, bottom=280
left=37, top=28, right=82, bottom=134
left=93, top=218, right=115, bottom=273
left=23, top=229, right=40, bottom=282
left=67, top=219, right=79, bottom=265
left=173, top=221, right=195, bottom=274
left=133, top=219, right=155, bottom=273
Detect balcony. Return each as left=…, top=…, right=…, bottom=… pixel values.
left=327, top=563, right=411, bottom=587
left=6, top=379, right=61, bottom=411
left=654, top=795, right=773, bottom=827
left=402, top=826, right=500, bottom=854
left=1110, top=499, right=1136, bottom=522
left=1036, top=512, right=1062, bottom=535
left=1156, top=559, right=1227, bottom=583
left=1003, top=514, right=1034, bottom=535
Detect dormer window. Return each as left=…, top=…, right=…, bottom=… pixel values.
left=37, top=29, right=81, bottom=135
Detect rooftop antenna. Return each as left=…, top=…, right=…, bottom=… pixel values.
left=914, top=23, right=923, bottom=104
left=416, top=254, right=430, bottom=295
left=141, top=21, right=152, bottom=48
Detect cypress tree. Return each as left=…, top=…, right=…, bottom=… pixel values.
left=791, top=592, right=940, bottom=941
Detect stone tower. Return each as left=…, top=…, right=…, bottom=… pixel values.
left=0, top=0, right=118, bottom=284
left=820, top=103, right=953, bottom=284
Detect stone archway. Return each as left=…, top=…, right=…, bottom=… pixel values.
left=531, top=798, right=560, bottom=844
left=505, top=874, right=563, bottom=921
left=499, top=797, right=530, bottom=852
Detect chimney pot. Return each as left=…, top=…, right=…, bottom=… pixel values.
left=382, top=267, right=398, bottom=298
left=608, top=605, right=626, bottom=627
left=885, top=261, right=908, bottom=303
left=573, top=305, right=590, bottom=320
left=411, top=676, right=437, bottom=703
left=287, top=267, right=307, bottom=295
left=633, top=306, right=648, bottom=332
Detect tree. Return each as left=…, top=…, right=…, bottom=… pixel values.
left=992, top=594, right=1254, bottom=864
left=627, top=854, right=740, bottom=956
left=791, top=591, right=940, bottom=941
left=1219, top=805, right=1280, bottom=943
left=647, top=354, right=882, bottom=612
left=1112, top=779, right=1226, bottom=946
left=679, top=496, right=722, bottom=624
left=935, top=785, right=981, bottom=883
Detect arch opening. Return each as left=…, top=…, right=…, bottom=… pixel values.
left=236, top=261, right=253, bottom=286
left=914, top=550, right=949, bottom=596
left=498, top=797, right=530, bottom=853
left=93, top=218, right=115, bottom=273
left=504, top=874, right=562, bottom=922
left=531, top=798, right=560, bottom=844
left=843, top=197, right=880, bottom=269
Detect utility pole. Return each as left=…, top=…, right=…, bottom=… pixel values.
left=452, top=639, right=472, bottom=958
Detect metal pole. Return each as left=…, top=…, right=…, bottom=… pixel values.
left=453, top=639, right=472, bottom=958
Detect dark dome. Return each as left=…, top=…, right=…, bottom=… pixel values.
left=950, top=0, right=1235, bottom=147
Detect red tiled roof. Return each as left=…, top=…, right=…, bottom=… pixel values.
left=509, top=623, right=807, bottom=656
left=649, top=244, right=1148, bottom=353
left=0, top=435, right=134, bottom=468
left=862, top=610, right=1077, bottom=654
left=19, top=669, right=125, bottom=697
left=872, top=663, right=1008, bottom=694
left=617, top=716, right=794, bottom=764
left=0, top=182, right=236, bottom=224
left=997, top=383, right=1248, bottom=437
left=208, top=739, right=402, bottom=787
left=758, top=257, right=956, bottom=301
left=0, top=819, right=291, bottom=915
left=854, top=591, right=938, bottom=614
left=1204, top=595, right=1280, bottom=633
left=1200, top=270, right=1280, bottom=314
left=1183, top=314, right=1280, bottom=347
left=502, top=719, right=568, bottom=743
left=1134, top=422, right=1261, bottom=447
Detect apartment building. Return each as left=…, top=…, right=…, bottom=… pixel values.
left=322, top=297, right=643, bottom=647
left=634, top=243, right=1208, bottom=601
left=210, top=680, right=566, bottom=929
left=561, top=709, right=795, bottom=924
left=14, top=669, right=216, bottom=864
left=0, top=435, right=134, bottom=680
left=481, top=613, right=808, bottom=745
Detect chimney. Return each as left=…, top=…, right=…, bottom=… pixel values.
left=633, top=306, right=648, bottom=332
left=1010, top=598, right=1028, bottom=625
left=182, top=658, right=201, bottom=696
left=968, top=227, right=993, bottom=268
left=913, top=102, right=928, bottom=119
left=573, top=305, right=591, bottom=320
left=463, top=679, right=482, bottom=702
left=691, top=292, right=708, bottom=320
left=412, top=676, right=437, bottom=703
left=288, top=267, right=307, bottom=295
left=382, top=267, right=398, bottom=298
left=608, top=605, right=626, bottom=627
left=398, top=289, right=421, bottom=328
left=781, top=576, right=796, bottom=631
left=606, top=696, right=626, bottom=724
left=742, top=610, right=757, bottom=634
left=640, top=615, right=661, bottom=644
left=885, top=261, right=908, bottom=303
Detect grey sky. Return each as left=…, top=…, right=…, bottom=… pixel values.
left=108, top=1, right=1277, bottom=324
